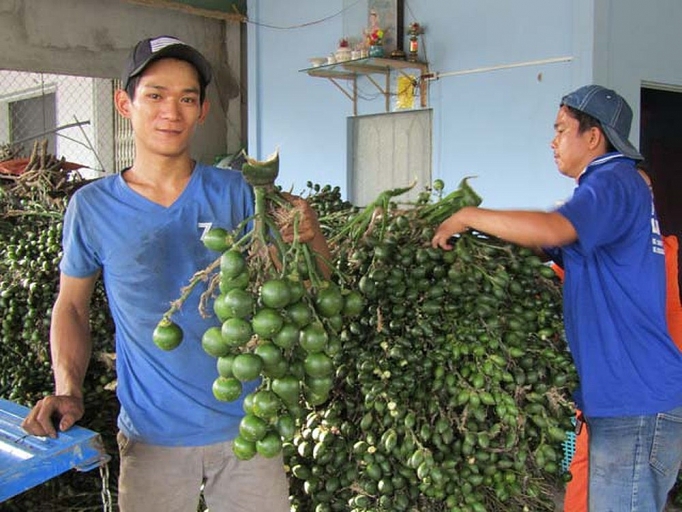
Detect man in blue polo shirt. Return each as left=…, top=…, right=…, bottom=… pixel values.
left=432, top=84, right=682, bottom=511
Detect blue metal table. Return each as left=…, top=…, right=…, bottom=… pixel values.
left=0, top=398, right=111, bottom=503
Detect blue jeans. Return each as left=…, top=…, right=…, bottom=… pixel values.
left=586, top=406, right=682, bottom=511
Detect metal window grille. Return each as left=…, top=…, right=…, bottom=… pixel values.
left=0, top=71, right=133, bottom=178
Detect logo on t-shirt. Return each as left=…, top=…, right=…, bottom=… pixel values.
left=651, top=202, right=665, bottom=255
left=198, top=222, right=213, bottom=241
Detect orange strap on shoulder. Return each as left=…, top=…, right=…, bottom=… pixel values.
left=664, top=235, right=682, bottom=349
left=551, top=262, right=565, bottom=282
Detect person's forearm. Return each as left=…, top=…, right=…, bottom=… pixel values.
left=457, top=207, right=577, bottom=248
left=50, top=301, right=92, bottom=399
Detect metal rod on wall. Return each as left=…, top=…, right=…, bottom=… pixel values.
left=424, top=56, right=573, bottom=81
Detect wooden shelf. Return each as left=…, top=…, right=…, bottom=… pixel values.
left=301, top=57, right=429, bottom=115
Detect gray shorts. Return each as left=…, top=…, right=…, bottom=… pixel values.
left=116, top=431, right=290, bottom=512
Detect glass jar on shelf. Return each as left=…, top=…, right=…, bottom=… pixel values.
left=369, top=45, right=384, bottom=58
left=335, top=38, right=351, bottom=62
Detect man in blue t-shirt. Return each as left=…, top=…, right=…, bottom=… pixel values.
left=432, top=85, right=682, bottom=511
left=20, top=36, right=331, bottom=512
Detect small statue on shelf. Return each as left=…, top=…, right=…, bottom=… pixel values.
left=364, top=9, right=386, bottom=58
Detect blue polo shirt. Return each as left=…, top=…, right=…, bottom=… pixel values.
left=551, top=153, right=682, bottom=417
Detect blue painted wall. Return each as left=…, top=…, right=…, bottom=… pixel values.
left=247, top=0, right=682, bottom=209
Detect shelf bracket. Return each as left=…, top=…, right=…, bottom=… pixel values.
left=327, top=77, right=358, bottom=116
left=364, top=74, right=391, bottom=112
left=302, top=57, right=429, bottom=115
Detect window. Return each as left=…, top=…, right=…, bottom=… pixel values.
left=9, top=92, right=57, bottom=153
left=0, top=71, right=117, bottom=176
left=348, top=109, right=432, bottom=207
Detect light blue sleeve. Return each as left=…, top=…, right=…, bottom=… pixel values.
left=59, top=190, right=102, bottom=278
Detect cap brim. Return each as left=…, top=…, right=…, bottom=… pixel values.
left=602, top=124, right=643, bottom=161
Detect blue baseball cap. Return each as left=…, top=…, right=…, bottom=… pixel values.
left=560, top=85, right=643, bottom=161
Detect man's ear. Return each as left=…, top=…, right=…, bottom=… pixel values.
left=198, top=98, right=210, bottom=125
left=114, top=89, right=132, bottom=118
left=589, top=126, right=608, bottom=152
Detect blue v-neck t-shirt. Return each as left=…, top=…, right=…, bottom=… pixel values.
left=60, top=163, right=257, bottom=446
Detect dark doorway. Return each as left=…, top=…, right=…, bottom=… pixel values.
left=640, top=87, right=682, bottom=236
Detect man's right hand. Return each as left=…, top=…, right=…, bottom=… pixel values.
left=21, top=395, right=84, bottom=438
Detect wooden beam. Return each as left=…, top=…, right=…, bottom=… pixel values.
left=126, top=0, right=246, bottom=22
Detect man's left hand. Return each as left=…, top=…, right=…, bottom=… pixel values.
left=278, top=192, right=320, bottom=244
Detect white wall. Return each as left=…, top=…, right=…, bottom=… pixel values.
left=246, top=1, right=348, bottom=194
left=55, top=76, right=109, bottom=173
left=424, top=0, right=583, bottom=209
left=246, top=0, right=585, bottom=206
left=247, top=0, right=682, bottom=209
left=594, top=0, right=682, bottom=144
